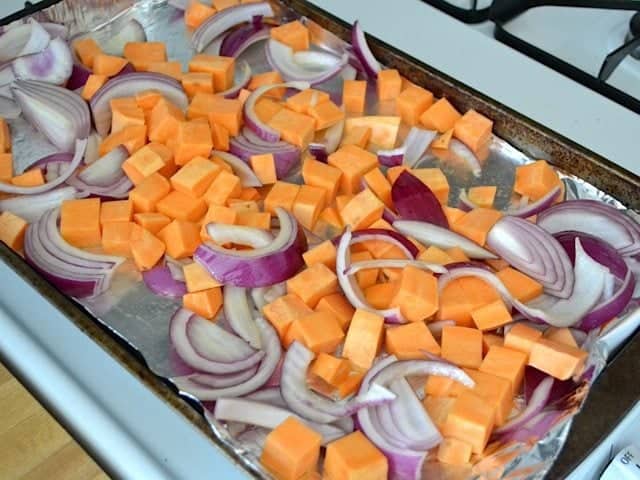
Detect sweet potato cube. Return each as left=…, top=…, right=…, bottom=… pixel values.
left=93, top=54, right=128, bottom=77
left=310, top=353, right=350, bottom=387
left=342, top=80, right=367, bottom=113
left=260, top=417, right=321, bottom=480
left=422, top=396, right=456, bottom=429
left=100, top=200, right=133, bottom=225
left=101, top=221, right=133, bottom=257
left=441, top=391, right=495, bottom=454
left=133, top=212, right=171, bottom=234
left=73, top=38, right=101, bottom=68
left=156, top=191, right=207, bottom=222
left=385, top=321, right=440, bottom=359
left=0, top=211, right=27, bottom=251
left=302, top=158, right=342, bottom=204
left=471, top=299, right=512, bottom=331
left=424, top=376, right=456, bottom=398
left=432, top=128, right=454, bottom=150
left=364, top=282, right=398, bottom=310
left=214, top=0, right=239, bottom=10
left=328, top=145, right=378, bottom=194
left=363, top=168, right=392, bottom=208
left=285, top=88, right=330, bottom=113
left=270, top=20, right=310, bottom=52
left=209, top=121, right=229, bottom=151
left=206, top=97, right=243, bottom=136
left=123, top=42, right=166, bottom=71
left=308, top=100, right=344, bottom=130
left=236, top=211, right=271, bottom=229
left=11, top=168, right=44, bottom=187
left=250, top=153, right=277, bottom=184
left=60, top=198, right=102, bottom=248
left=340, top=188, right=384, bottom=230
left=147, top=61, right=183, bottom=80
left=396, top=85, right=434, bottom=125
left=173, top=121, right=213, bottom=166
left=303, top=239, right=337, bottom=271
left=441, top=326, right=483, bottom=369
left=157, top=219, right=200, bottom=259
left=181, top=72, right=214, bottom=97
left=254, top=97, right=283, bottom=123
left=437, top=438, right=472, bottom=465
left=468, top=186, right=497, bottom=209
left=130, top=224, right=165, bottom=270
left=184, top=1, right=216, bottom=28
left=480, top=345, right=528, bottom=395
left=320, top=206, right=343, bottom=230
left=454, top=109, right=493, bottom=155
left=341, top=125, right=371, bottom=149
left=267, top=108, right=315, bottom=148
left=203, top=170, right=242, bottom=206
left=183, top=261, right=221, bottom=292
left=183, top=287, right=223, bottom=320
left=513, top=160, right=561, bottom=201
left=0, top=119, right=10, bottom=154
left=444, top=206, right=466, bottom=225
left=170, top=156, right=221, bottom=198
left=503, top=323, right=543, bottom=359
left=497, top=268, right=543, bottom=303
left=420, top=98, right=462, bottom=133
left=377, top=69, right=402, bottom=101
left=264, top=181, right=300, bottom=214
left=287, top=263, right=338, bottom=308
left=528, top=339, right=587, bottom=381
left=544, top=327, right=578, bottom=348
left=148, top=98, right=185, bottom=144
left=351, top=250, right=378, bottom=289
left=81, top=74, right=108, bottom=101
left=451, top=208, right=503, bottom=246
left=295, top=311, right=345, bottom=354
left=135, top=90, right=162, bottom=111
left=122, top=143, right=172, bottom=185
left=293, top=184, right=326, bottom=230
left=188, top=54, right=235, bottom=91
left=458, top=368, right=513, bottom=427
left=410, top=168, right=450, bottom=205
left=247, top=71, right=285, bottom=99
left=0, top=153, right=12, bottom=181
left=315, top=293, right=354, bottom=331
left=342, top=309, right=384, bottom=370
left=129, top=173, right=171, bottom=213
left=390, top=266, right=438, bottom=322
left=324, top=431, right=388, bottom=480
left=263, top=293, right=313, bottom=341
left=483, top=333, right=504, bottom=354
left=334, top=371, right=365, bottom=399
left=418, top=246, right=454, bottom=265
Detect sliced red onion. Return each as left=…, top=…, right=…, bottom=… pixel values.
left=554, top=231, right=635, bottom=331
left=281, top=341, right=395, bottom=423
left=308, top=116, right=345, bottom=163
left=450, top=139, right=482, bottom=177
left=230, top=135, right=300, bottom=179
left=220, top=24, right=272, bottom=58
left=12, top=37, right=73, bottom=85
left=216, top=60, right=252, bottom=99
left=493, top=376, right=553, bottom=436
left=211, top=150, right=262, bottom=187
left=207, top=223, right=273, bottom=248
left=393, top=219, right=497, bottom=260
left=0, top=95, right=20, bottom=119
left=90, top=72, right=188, bottom=136
left=0, top=186, right=78, bottom=222
left=214, top=398, right=345, bottom=444
left=403, top=127, right=438, bottom=168
left=170, top=309, right=263, bottom=374
left=244, top=386, right=287, bottom=407
left=348, top=228, right=420, bottom=258
left=24, top=207, right=123, bottom=298
left=538, top=199, right=640, bottom=256
left=377, top=147, right=404, bottom=167
left=371, top=359, right=474, bottom=388
left=250, top=282, right=287, bottom=311
left=172, top=316, right=281, bottom=400
left=346, top=259, right=446, bottom=276
left=625, top=256, right=640, bottom=299
left=194, top=208, right=307, bottom=287
left=12, top=80, right=90, bottom=152
left=175, top=367, right=257, bottom=389
left=41, top=23, right=68, bottom=40
left=66, top=174, right=133, bottom=199
left=192, top=2, right=274, bottom=53
left=356, top=356, right=426, bottom=480
left=0, top=138, right=85, bottom=194
left=0, top=19, right=50, bottom=63
left=188, top=314, right=259, bottom=364
left=83, top=130, right=103, bottom=165
left=77, top=145, right=127, bottom=186
left=265, top=39, right=349, bottom=85
left=487, top=216, right=574, bottom=298
left=243, top=80, right=309, bottom=142
left=66, top=63, right=92, bottom=90
left=506, top=185, right=562, bottom=218
left=457, top=189, right=475, bottom=212
left=351, top=20, right=381, bottom=79
left=224, top=285, right=262, bottom=349
left=308, top=143, right=328, bottom=163
left=392, top=170, right=448, bottom=228
left=505, top=409, right=565, bottom=443
left=165, top=256, right=187, bottom=282
left=142, top=264, right=187, bottom=298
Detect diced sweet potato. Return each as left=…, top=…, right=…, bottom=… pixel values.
left=285, top=88, right=329, bottom=113
left=324, top=431, right=388, bottom=480
left=263, top=293, right=313, bottom=341
left=11, top=168, right=44, bottom=187
left=308, top=100, right=344, bottom=130
left=170, top=156, right=221, bottom=198
left=480, top=345, right=527, bottom=395
left=340, top=125, right=371, bottom=149
left=310, top=353, right=350, bottom=387
left=454, top=109, right=493, bottom=155
left=81, top=74, right=108, bottom=100
left=270, top=20, right=310, bottom=52
left=183, top=287, right=223, bottom=319
left=92, top=54, right=128, bottom=76
left=100, top=200, right=133, bottom=225
left=250, top=153, right=277, bottom=184
left=173, top=121, right=213, bottom=166
left=342, top=80, right=367, bottom=114
left=156, top=191, right=207, bottom=222
left=410, top=168, right=450, bottom=205
left=0, top=211, right=27, bottom=251
left=133, top=212, right=171, bottom=234
left=340, top=188, right=384, bottom=230
left=528, top=338, right=587, bottom=381
left=248, top=71, right=285, bottom=99
left=183, top=261, right=221, bottom=292
left=73, top=38, right=101, bottom=68
left=129, top=173, right=171, bottom=213
left=437, top=438, right=472, bottom=465
left=188, top=54, right=235, bottom=91
left=544, top=327, right=578, bottom=348
left=391, top=266, right=438, bottom=322
left=203, top=170, right=242, bottom=206
left=377, top=69, right=402, bottom=101
left=123, top=41, right=166, bottom=71
left=60, top=198, right=102, bottom=248
left=267, top=108, right=315, bottom=148
left=451, top=208, right=503, bottom=246
left=344, top=116, right=400, bottom=150
left=99, top=125, right=147, bottom=156
left=513, top=160, right=561, bottom=201
left=303, top=239, right=337, bottom=271
left=287, top=263, right=338, bottom=308
left=420, top=98, right=461, bottom=133
left=293, top=184, right=326, bottom=230
left=301, top=158, right=342, bottom=204
left=101, top=221, right=134, bottom=257
left=315, top=293, right=354, bottom=331
left=342, top=309, right=384, bottom=370
left=148, top=98, right=185, bottom=144
left=294, top=311, right=345, bottom=354
left=503, top=323, right=543, bottom=359
left=471, top=299, right=512, bottom=331
left=441, top=326, right=483, bottom=369
left=441, top=391, right=495, bottom=454
left=396, top=85, right=434, bottom=125
left=385, top=321, right=440, bottom=359
left=130, top=224, right=165, bottom=270
left=328, top=145, right=378, bottom=194
left=184, top=1, right=216, bottom=28
left=157, top=219, right=200, bottom=259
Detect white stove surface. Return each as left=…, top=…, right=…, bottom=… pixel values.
left=503, top=6, right=640, bottom=102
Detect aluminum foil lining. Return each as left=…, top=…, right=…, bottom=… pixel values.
left=9, top=0, right=640, bottom=478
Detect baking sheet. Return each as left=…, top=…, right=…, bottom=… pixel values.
left=8, top=0, right=640, bottom=478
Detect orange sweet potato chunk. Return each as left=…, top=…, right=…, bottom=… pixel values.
left=342, top=80, right=367, bottom=114
left=270, top=20, right=310, bottom=52
left=92, top=54, right=128, bottom=76
left=133, top=212, right=171, bottom=234
left=130, top=224, right=165, bottom=270
left=342, top=309, right=384, bottom=370
left=267, top=108, right=315, bottom=148
left=123, top=41, right=166, bottom=71
left=148, top=98, right=185, bottom=144
left=263, top=293, right=313, bottom=341
left=441, top=326, right=483, bottom=369
left=285, top=88, right=329, bottom=113
left=0, top=211, right=27, bottom=251
left=451, top=208, right=503, bottom=246
left=100, top=200, right=133, bottom=225
left=309, top=353, right=350, bottom=387
left=173, top=121, right=213, bottom=166
left=385, top=321, right=440, bottom=359
left=157, top=219, right=200, bottom=259
left=377, top=69, right=402, bottom=101
left=391, top=266, right=439, bottom=322
left=263, top=181, right=300, bottom=214
left=294, top=311, right=345, bottom=354
left=183, top=261, right=221, bottom=293
left=437, top=437, right=473, bottom=465
left=513, top=160, right=561, bottom=201
left=183, top=287, right=223, bottom=320
left=60, top=198, right=102, bottom=248
left=396, top=85, right=434, bottom=125
left=170, top=156, right=221, bottom=198
left=184, top=1, right=216, bottom=28
left=324, top=431, right=388, bottom=480
left=81, top=74, right=108, bottom=101
left=496, top=267, right=543, bottom=302
left=99, top=125, right=147, bottom=156
left=303, top=239, right=337, bottom=271
left=340, top=188, right=384, bottom=230
left=480, top=345, right=528, bottom=395
left=315, top=293, right=354, bottom=331
left=420, top=98, right=461, bottom=133
left=156, top=191, right=207, bottom=222
left=73, top=38, right=101, bottom=69
left=188, top=54, right=235, bottom=91
left=248, top=71, right=285, bottom=99
left=101, top=221, right=134, bottom=257
left=287, top=263, right=338, bottom=308
left=528, top=339, right=587, bottom=381
left=129, top=172, right=171, bottom=213
left=454, top=109, right=493, bottom=155
left=441, top=391, right=496, bottom=454
left=293, top=184, right=326, bottom=230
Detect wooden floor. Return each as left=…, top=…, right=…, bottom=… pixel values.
left=0, top=362, right=108, bottom=480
